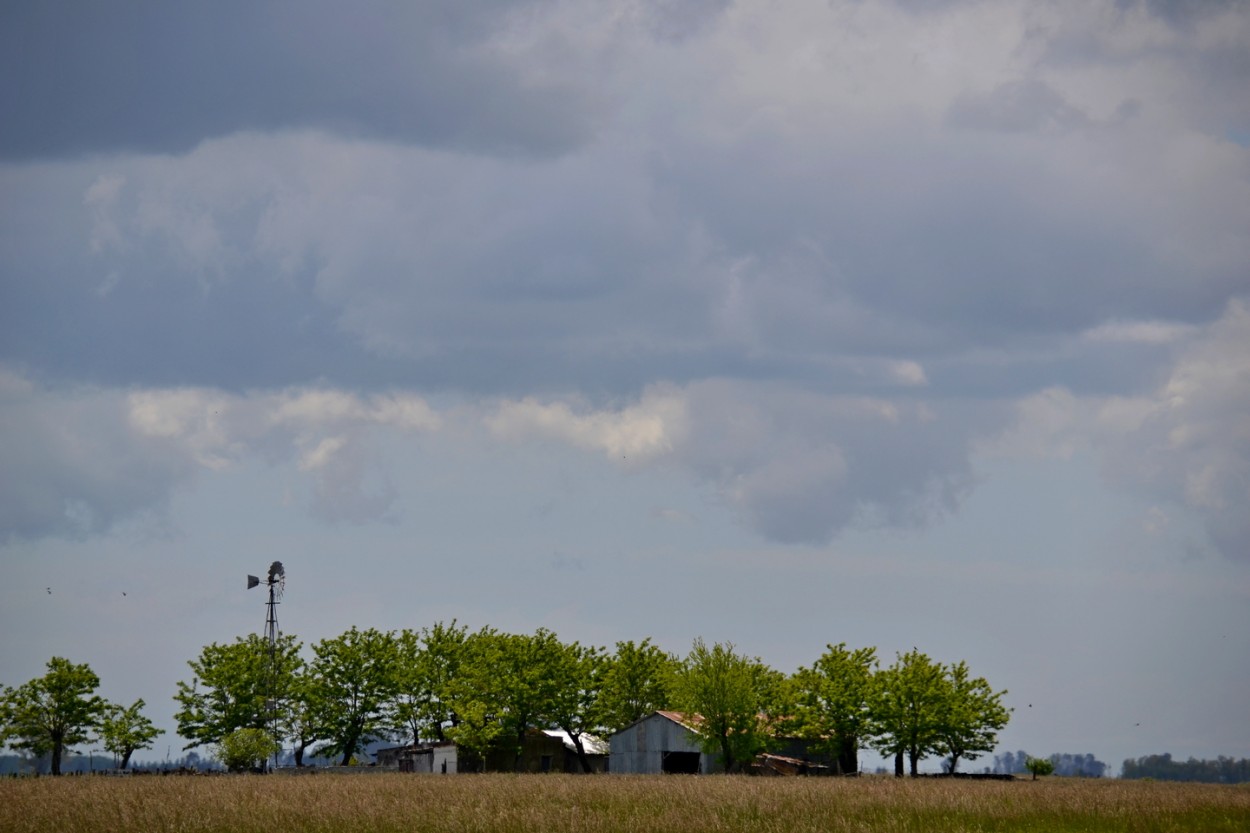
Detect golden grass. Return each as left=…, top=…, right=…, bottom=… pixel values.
left=2, top=773, right=1248, bottom=833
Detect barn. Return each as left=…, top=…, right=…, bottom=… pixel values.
left=609, top=710, right=839, bottom=775
left=609, top=711, right=724, bottom=774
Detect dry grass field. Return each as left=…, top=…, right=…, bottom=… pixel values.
left=2, top=773, right=1248, bottom=833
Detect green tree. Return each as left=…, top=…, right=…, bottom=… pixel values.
left=444, top=626, right=508, bottom=771
left=935, top=661, right=1010, bottom=774
left=216, top=727, right=279, bottom=772
left=99, top=698, right=163, bottom=770
left=446, top=698, right=504, bottom=772
left=174, top=633, right=303, bottom=750
left=676, top=639, right=782, bottom=773
left=482, top=629, right=564, bottom=770
left=786, top=643, right=877, bottom=775
left=389, top=620, right=467, bottom=745
left=281, top=670, right=327, bottom=767
left=542, top=639, right=608, bottom=772
left=0, top=657, right=107, bottom=775
left=1026, top=756, right=1055, bottom=780
left=872, top=649, right=947, bottom=777
left=598, top=638, right=679, bottom=734
left=309, top=626, right=399, bottom=766
left=444, top=627, right=564, bottom=771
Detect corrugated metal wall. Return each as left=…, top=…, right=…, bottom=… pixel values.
left=608, top=713, right=714, bottom=774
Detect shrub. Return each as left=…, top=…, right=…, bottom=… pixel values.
left=215, top=728, right=278, bottom=773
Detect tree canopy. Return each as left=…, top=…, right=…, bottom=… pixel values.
left=675, top=639, right=783, bottom=773
left=5, top=626, right=1015, bottom=777
left=934, top=660, right=1010, bottom=773
left=309, top=626, right=399, bottom=766
left=870, top=649, right=949, bottom=776
left=786, top=643, right=877, bottom=775
left=598, top=638, right=679, bottom=735
left=99, top=698, right=163, bottom=770
left=173, top=632, right=303, bottom=749
left=158, top=624, right=1011, bottom=776
left=0, top=657, right=107, bottom=775
left=388, top=621, right=467, bottom=745
left=541, top=638, right=608, bottom=773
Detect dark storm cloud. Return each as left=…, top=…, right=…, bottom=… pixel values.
left=6, top=0, right=1242, bottom=397
left=0, top=160, right=384, bottom=390
left=0, top=0, right=599, bottom=160
left=2, top=0, right=1248, bottom=553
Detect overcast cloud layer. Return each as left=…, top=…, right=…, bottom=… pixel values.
left=2, top=0, right=1248, bottom=772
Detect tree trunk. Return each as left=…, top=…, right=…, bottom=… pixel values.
left=949, top=753, right=960, bottom=774
left=120, top=749, right=134, bottom=770
left=837, top=737, right=858, bottom=775
left=720, top=734, right=736, bottom=774
left=909, top=748, right=920, bottom=776
left=572, top=734, right=595, bottom=773
left=894, top=750, right=904, bottom=778
left=341, top=724, right=366, bottom=766
left=51, top=737, right=64, bottom=776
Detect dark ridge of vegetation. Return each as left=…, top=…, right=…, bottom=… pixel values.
left=1122, top=753, right=1250, bottom=783
left=989, top=750, right=1108, bottom=778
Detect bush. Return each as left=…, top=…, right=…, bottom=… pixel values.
left=216, top=729, right=279, bottom=773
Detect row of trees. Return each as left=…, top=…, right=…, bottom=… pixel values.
left=785, top=643, right=1011, bottom=775
left=1121, top=754, right=1250, bottom=784
left=990, top=750, right=1109, bottom=778
left=0, top=658, right=163, bottom=775
left=173, top=623, right=1010, bottom=774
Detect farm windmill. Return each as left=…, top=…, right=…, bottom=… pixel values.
left=247, top=561, right=286, bottom=769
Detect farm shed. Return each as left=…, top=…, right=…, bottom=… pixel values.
left=609, top=711, right=723, bottom=774
left=375, top=742, right=459, bottom=773
left=397, top=742, right=459, bottom=774
left=610, top=711, right=839, bottom=775
left=375, top=745, right=409, bottom=768
left=376, top=731, right=606, bottom=774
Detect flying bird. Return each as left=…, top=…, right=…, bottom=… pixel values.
left=46, top=587, right=51, bottom=594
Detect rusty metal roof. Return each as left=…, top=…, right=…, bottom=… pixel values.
left=654, top=710, right=703, bottom=730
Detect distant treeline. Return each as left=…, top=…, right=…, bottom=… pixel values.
left=0, top=751, right=220, bottom=776
left=1122, top=754, right=1250, bottom=783
left=987, top=750, right=1108, bottom=778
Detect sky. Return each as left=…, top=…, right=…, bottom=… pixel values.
left=1, top=0, right=1248, bottom=774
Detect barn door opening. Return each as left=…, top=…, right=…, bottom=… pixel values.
left=661, top=751, right=700, bottom=774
